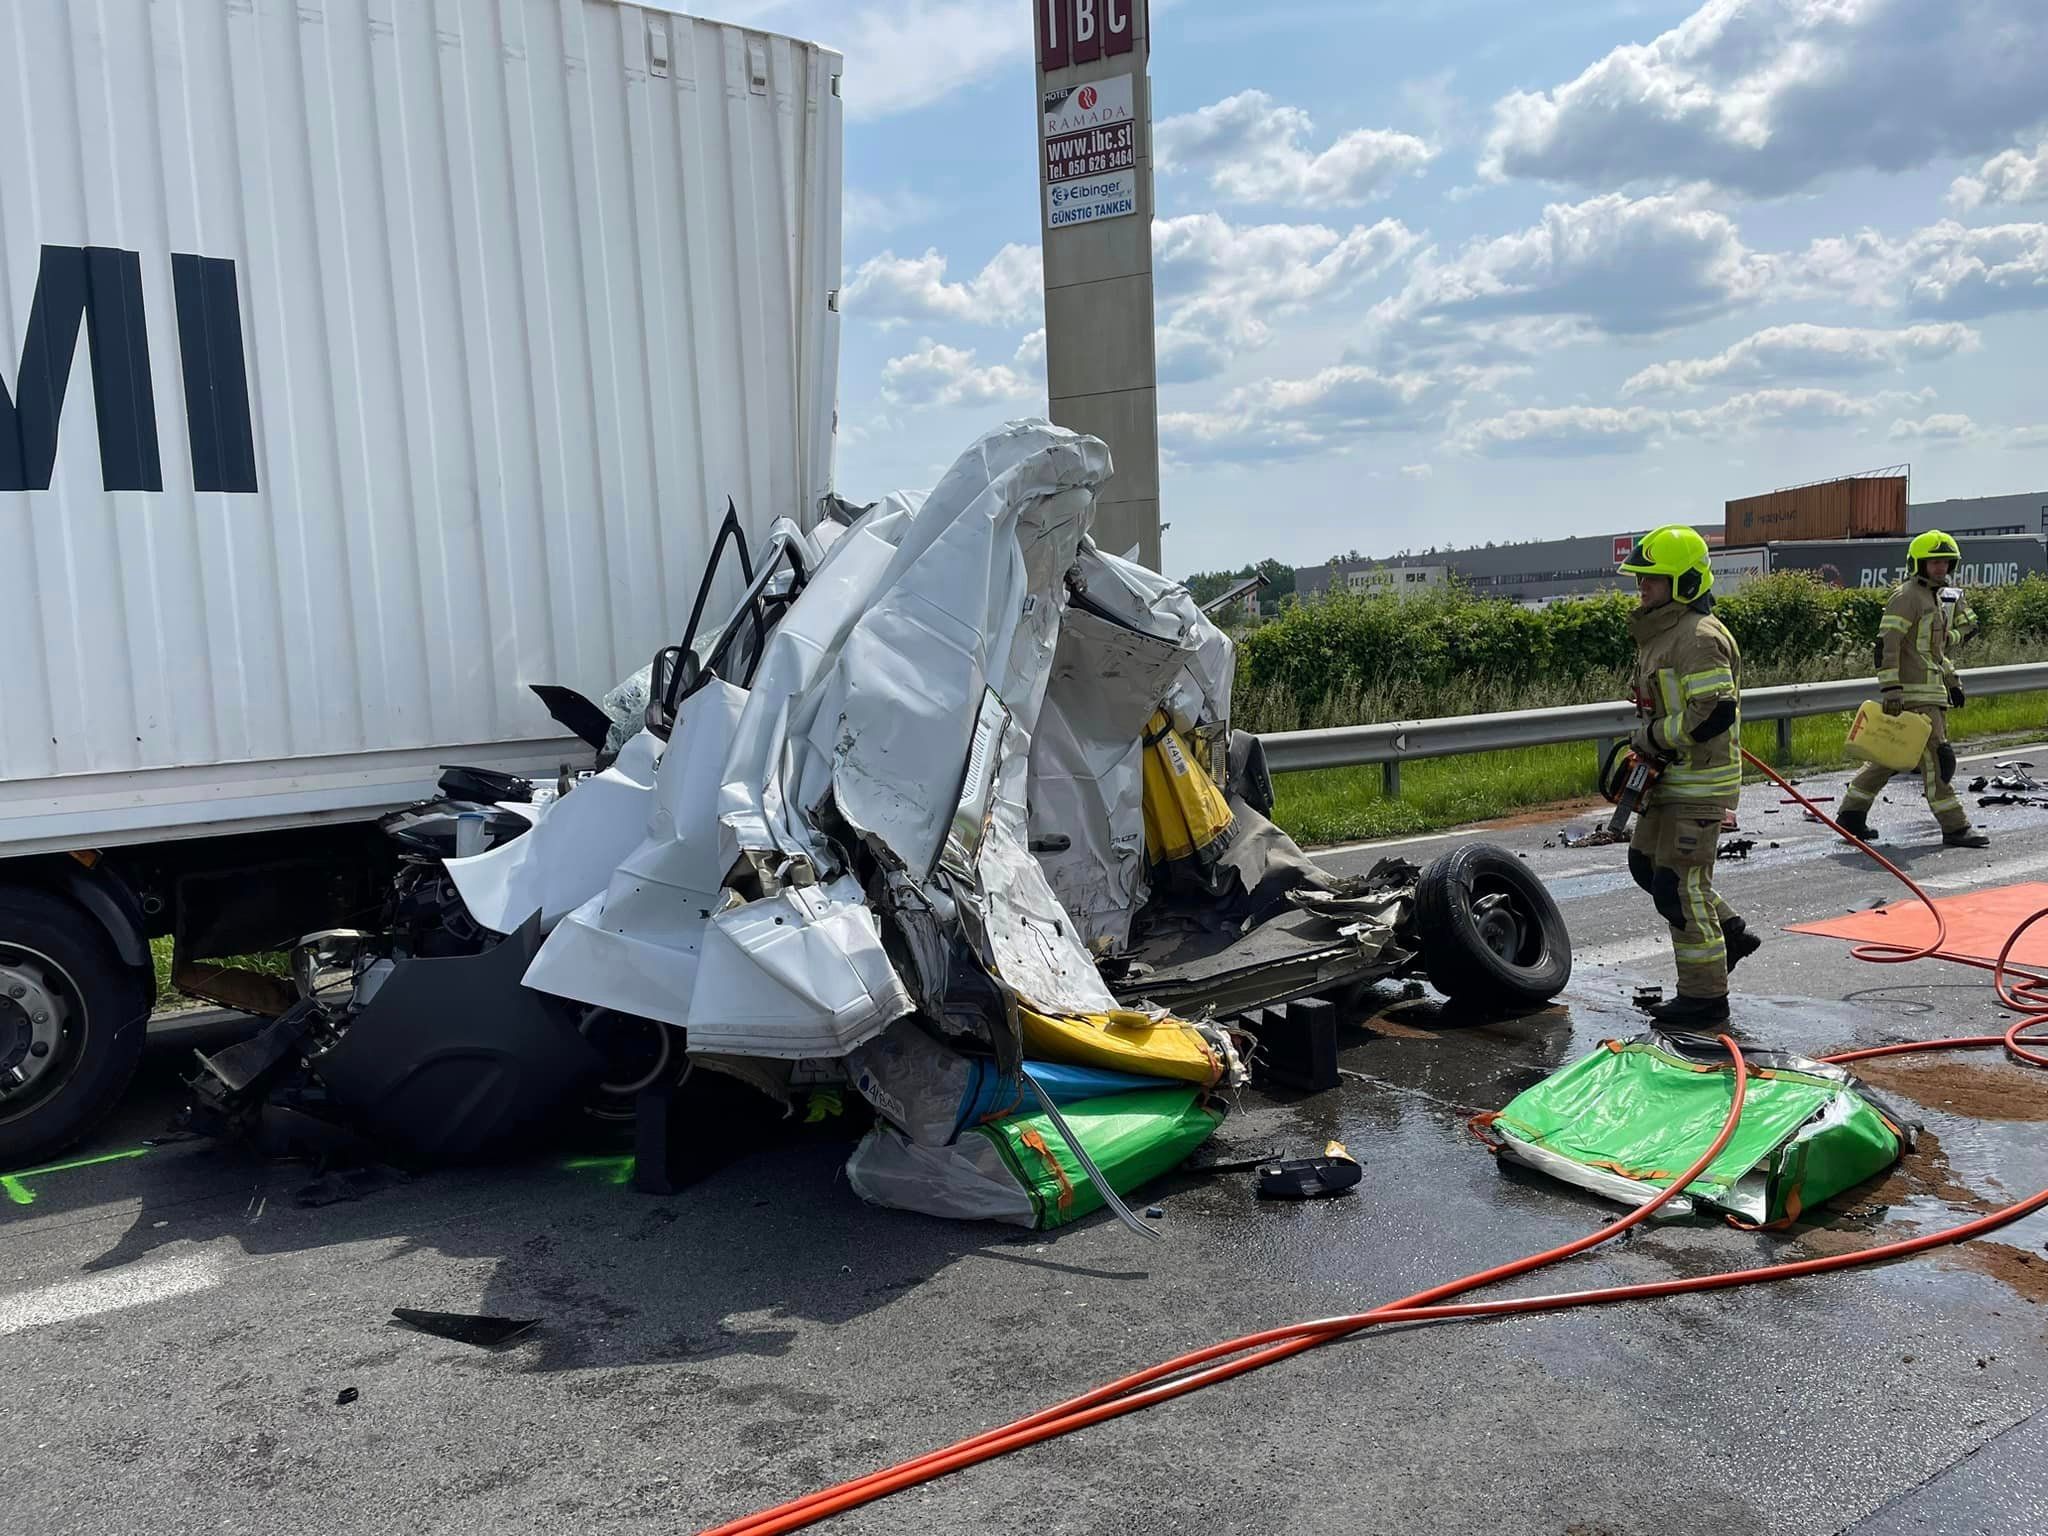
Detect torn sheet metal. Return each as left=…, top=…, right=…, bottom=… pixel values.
left=445, top=730, right=662, bottom=935
left=525, top=685, right=914, bottom=1056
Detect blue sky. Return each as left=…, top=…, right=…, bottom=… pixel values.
left=723, top=0, right=2048, bottom=577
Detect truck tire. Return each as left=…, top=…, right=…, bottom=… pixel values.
left=0, top=887, right=151, bottom=1167
left=1413, top=843, right=1572, bottom=1009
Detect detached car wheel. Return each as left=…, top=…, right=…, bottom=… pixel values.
left=1413, top=843, right=1571, bottom=1008
left=0, top=888, right=150, bottom=1166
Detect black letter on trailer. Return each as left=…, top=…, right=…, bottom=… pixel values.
left=172, top=254, right=258, bottom=493
left=0, top=244, right=163, bottom=492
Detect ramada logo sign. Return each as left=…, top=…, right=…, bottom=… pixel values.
left=1077, top=86, right=1097, bottom=111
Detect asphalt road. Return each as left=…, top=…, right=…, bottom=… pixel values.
left=5, top=748, right=2048, bottom=1536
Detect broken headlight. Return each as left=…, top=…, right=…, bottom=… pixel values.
left=292, top=929, right=373, bottom=1016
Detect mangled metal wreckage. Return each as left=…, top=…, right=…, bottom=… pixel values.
left=187, top=422, right=1571, bottom=1226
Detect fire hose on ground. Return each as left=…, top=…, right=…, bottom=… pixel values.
left=700, top=746, right=2048, bottom=1536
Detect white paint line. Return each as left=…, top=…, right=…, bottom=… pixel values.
left=0, top=1254, right=222, bottom=1338
left=1957, top=740, right=2048, bottom=766
left=1319, top=828, right=1479, bottom=857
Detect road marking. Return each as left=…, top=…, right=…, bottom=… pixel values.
left=1320, top=828, right=1479, bottom=857
left=0, top=1253, right=222, bottom=1338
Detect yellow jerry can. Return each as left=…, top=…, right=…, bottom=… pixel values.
left=1844, top=699, right=1933, bottom=772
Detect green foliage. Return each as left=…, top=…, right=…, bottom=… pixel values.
left=1238, top=576, right=2048, bottom=731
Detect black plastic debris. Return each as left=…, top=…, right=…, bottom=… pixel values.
left=1248, top=997, right=1339, bottom=1093
left=335, top=1387, right=359, bottom=1406
left=1719, top=838, right=1756, bottom=861
left=391, top=1309, right=540, bottom=1349
left=1632, top=984, right=1665, bottom=1011
left=1256, top=1142, right=1362, bottom=1201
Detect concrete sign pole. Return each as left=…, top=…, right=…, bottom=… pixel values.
left=1034, top=0, right=1161, bottom=571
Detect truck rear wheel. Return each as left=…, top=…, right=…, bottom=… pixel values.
left=0, top=888, right=150, bottom=1167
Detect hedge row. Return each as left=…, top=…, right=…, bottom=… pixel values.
left=1239, top=572, right=2048, bottom=713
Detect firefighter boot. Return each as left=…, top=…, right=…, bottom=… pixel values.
left=1724, top=916, right=1762, bottom=974
left=1645, top=993, right=1731, bottom=1028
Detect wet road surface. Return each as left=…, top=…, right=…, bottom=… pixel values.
left=4, top=752, right=2046, bottom=1536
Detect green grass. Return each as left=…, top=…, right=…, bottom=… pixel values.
left=1272, top=689, right=2048, bottom=847
left=150, top=936, right=289, bottom=1011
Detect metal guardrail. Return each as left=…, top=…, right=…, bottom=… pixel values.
left=1259, top=662, right=2048, bottom=793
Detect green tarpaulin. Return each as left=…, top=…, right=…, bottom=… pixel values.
left=982, top=1086, right=1224, bottom=1229
left=1490, top=1034, right=1912, bottom=1226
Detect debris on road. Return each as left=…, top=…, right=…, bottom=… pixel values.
left=335, top=1388, right=359, bottom=1406
left=391, top=1310, right=540, bottom=1349
left=1478, top=1032, right=1915, bottom=1224
left=1256, top=1141, right=1362, bottom=1200
left=1719, top=838, right=1757, bottom=861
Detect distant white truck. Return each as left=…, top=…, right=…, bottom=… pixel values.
left=0, top=0, right=843, bottom=1163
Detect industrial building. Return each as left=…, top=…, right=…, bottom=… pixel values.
left=1296, top=488, right=2048, bottom=606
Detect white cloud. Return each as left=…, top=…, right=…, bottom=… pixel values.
left=2005, top=424, right=2048, bottom=448
left=718, top=1, right=1022, bottom=121
left=1888, top=412, right=1980, bottom=443
left=1482, top=0, right=2048, bottom=196
left=844, top=186, right=940, bottom=238
left=1790, top=220, right=2048, bottom=317
left=1950, top=138, right=2048, bottom=210
left=1370, top=191, right=1772, bottom=362
left=1012, top=328, right=1046, bottom=367
left=879, top=339, right=1035, bottom=408
left=1621, top=323, right=1981, bottom=396
left=1155, top=90, right=1435, bottom=206
left=1152, top=212, right=1420, bottom=370
left=1162, top=364, right=1441, bottom=463
left=1399, top=462, right=1434, bottom=480
left=1454, top=386, right=1918, bottom=457
left=1453, top=405, right=1665, bottom=458
left=843, top=243, right=1041, bottom=328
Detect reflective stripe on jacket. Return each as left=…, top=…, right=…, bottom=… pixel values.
left=1878, top=574, right=1957, bottom=707
left=1631, top=598, right=1744, bottom=811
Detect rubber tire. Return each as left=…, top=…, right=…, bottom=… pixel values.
left=0, top=887, right=151, bottom=1167
left=1412, top=842, right=1573, bottom=1008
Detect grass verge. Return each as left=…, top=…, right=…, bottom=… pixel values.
left=1272, top=689, right=2048, bottom=847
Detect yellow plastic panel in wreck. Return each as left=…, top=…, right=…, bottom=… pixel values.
left=1019, top=1007, right=1222, bottom=1087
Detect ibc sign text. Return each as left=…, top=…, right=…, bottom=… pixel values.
left=1038, top=0, right=1142, bottom=70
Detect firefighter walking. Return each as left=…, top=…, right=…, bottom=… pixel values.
left=1835, top=530, right=1989, bottom=848
left=1618, top=526, right=1760, bottom=1027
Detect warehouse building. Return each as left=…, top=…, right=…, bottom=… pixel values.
left=1296, top=488, right=2048, bottom=605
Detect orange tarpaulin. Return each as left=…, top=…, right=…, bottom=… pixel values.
left=1788, top=881, right=2048, bottom=969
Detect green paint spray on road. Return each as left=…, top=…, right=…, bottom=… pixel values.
left=1, top=1147, right=151, bottom=1206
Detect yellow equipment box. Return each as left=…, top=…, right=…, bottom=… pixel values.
left=1844, top=700, right=1933, bottom=772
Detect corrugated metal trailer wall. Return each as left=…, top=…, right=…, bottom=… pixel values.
left=0, top=0, right=841, bottom=803
left=1724, top=474, right=1907, bottom=544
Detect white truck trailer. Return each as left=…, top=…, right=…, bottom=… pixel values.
left=0, top=0, right=842, bottom=1163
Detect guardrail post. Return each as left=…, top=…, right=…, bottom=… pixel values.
left=1775, top=716, right=1793, bottom=762
left=1381, top=760, right=1401, bottom=799
left=1594, top=736, right=1616, bottom=778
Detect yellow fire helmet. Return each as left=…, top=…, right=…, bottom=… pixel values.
left=1908, top=528, right=1961, bottom=577
left=1617, top=524, right=1714, bottom=602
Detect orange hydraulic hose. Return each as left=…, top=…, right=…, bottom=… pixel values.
left=703, top=748, right=2048, bottom=1536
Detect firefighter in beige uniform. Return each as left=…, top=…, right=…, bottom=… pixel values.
left=1618, top=526, right=1760, bottom=1028
left=1835, top=530, right=1990, bottom=848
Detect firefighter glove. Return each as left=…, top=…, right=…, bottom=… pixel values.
left=1948, top=682, right=1967, bottom=709
left=1882, top=691, right=1905, bottom=717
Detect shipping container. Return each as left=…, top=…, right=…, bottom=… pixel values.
left=0, top=0, right=842, bottom=1163
left=1725, top=471, right=1907, bottom=544
left=2, top=0, right=841, bottom=849
left=1765, top=535, right=2047, bottom=589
